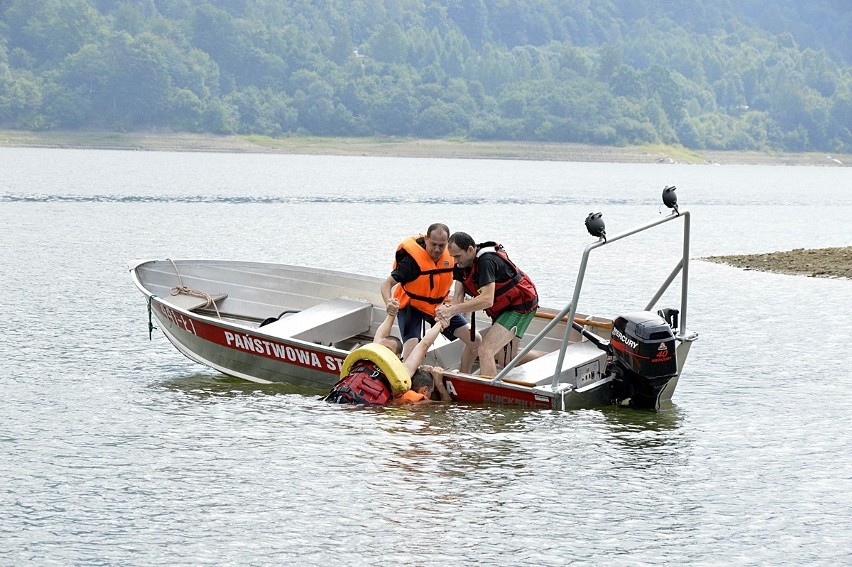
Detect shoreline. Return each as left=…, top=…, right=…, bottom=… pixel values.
left=703, top=247, right=852, bottom=279
left=1, top=130, right=850, bottom=166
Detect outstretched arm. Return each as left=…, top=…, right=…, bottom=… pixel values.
left=380, top=275, right=397, bottom=306
left=429, top=366, right=451, bottom=401
left=374, top=298, right=399, bottom=343
left=451, top=281, right=465, bottom=304
left=403, top=316, right=447, bottom=376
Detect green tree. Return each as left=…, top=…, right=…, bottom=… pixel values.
left=168, top=87, right=204, bottom=131
left=329, top=16, right=353, bottom=65
left=109, top=32, right=176, bottom=126
left=290, top=69, right=335, bottom=134
left=49, top=42, right=109, bottom=126
left=0, top=0, right=850, bottom=151
left=0, top=66, right=43, bottom=128
left=2, top=0, right=103, bottom=65
left=366, top=22, right=408, bottom=65
left=414, top=100, right=467, bottom=137
left=200, top=98, right=238, bottom=134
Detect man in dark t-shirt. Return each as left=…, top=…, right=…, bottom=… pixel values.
left=437, top=231, right=539, bottom=377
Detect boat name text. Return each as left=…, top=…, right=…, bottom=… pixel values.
left=446, top=380, right=536, bottom=407
left=160, top=305, right=197, bottom=335
left=482, top=393, right=534, bottom=407
left=445, top=380, right=458, bottom=396
left=223, top=331, right=342, bottom=371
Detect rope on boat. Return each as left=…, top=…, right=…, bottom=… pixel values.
left=147, top=295, right=158, bottom=340
left=167, top=258, right=222, bottom=318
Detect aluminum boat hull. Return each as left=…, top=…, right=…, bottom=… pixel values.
left=131, top=207, right=697, bottom=410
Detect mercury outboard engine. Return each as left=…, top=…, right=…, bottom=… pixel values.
left=610, top=311, right=678, bottom=410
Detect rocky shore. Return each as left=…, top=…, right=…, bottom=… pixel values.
left=704, top=247, right=852, bottom=279
left=1, top=130, right=850, bottom=166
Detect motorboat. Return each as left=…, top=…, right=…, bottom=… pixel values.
left=130, top=187, right=697, bottom=410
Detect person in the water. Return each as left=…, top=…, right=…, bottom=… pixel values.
left=324, top=299, right=449, bottom=405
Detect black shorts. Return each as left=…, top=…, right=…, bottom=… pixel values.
left=397, top=305, right=468, bottom=343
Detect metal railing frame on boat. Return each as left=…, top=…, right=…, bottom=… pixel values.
left=490, top=209, right=692, bottom=388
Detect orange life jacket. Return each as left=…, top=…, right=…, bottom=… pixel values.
left=398, top=390, right=429, bottom=403
left=392, top=236, right=454, bottom=316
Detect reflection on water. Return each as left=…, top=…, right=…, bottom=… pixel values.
left=157, top=372, right=324, bottom=398
left=599, top=405, right=685, bottom=449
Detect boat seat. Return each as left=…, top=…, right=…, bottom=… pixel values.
left=259, top=297, right=373, bottom=345
left=504, top=341, right=607, bottom=387
left=166, top=292, right=228, bottom=312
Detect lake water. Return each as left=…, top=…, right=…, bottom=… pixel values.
left=1, top=147, right=850, bottom=565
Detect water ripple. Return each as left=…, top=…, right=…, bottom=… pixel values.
left=1, top=192, right=652, bottom=206
left=3, top=154, right=851, bottom=566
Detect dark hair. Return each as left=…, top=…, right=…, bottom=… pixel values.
left=411, top=368, right=434, bottom=392
left=448, top=231, right=475, bottom=250
left=426, top=223, right=450, bottom=239
left=386, top=336, right=403, bottom=356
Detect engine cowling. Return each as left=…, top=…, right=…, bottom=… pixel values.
left=610, top=311, right=678, bottom=409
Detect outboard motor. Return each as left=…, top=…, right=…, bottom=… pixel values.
left=610, top=311, right=678, bottom=410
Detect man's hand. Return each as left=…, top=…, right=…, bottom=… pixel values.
left=430, top=366, right=451, bottom=401
left=386, top=298, right=399, bottom=317
left=435, top=313, right=450, bottom=331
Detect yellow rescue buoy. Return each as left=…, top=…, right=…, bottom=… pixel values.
left=340, top=343, right=411, bottom=394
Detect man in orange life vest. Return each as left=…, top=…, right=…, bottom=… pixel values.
left=437, top=232, right=539, bottom=378
left=381, top=223, right=480, bottom=372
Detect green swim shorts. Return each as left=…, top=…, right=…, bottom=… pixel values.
left=495, top=309, right=537, bottom=338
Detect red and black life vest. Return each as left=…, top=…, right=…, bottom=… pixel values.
left=323, top=361, right=393, bottom=405
left=392, top=236, right=454, bottom=316
left=460, top=242, right=538, bottom=320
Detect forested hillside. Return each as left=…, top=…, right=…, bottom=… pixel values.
left=1, top=0, right=850, bottom=152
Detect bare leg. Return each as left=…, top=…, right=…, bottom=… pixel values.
left=517, top=349, right=547, bottom=364
left=454, top=325, right=481, bottom=374
left=491, top=336, right=520, bottom=369
left=477, top=324, right=516, bottom=377
left=492, top=337, right=546, bottom=367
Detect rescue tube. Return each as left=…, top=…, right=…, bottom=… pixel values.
left=340, top=343, right=411, bottom=394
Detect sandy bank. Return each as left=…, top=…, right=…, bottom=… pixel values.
left=1, top=130, right=850, bottom=166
